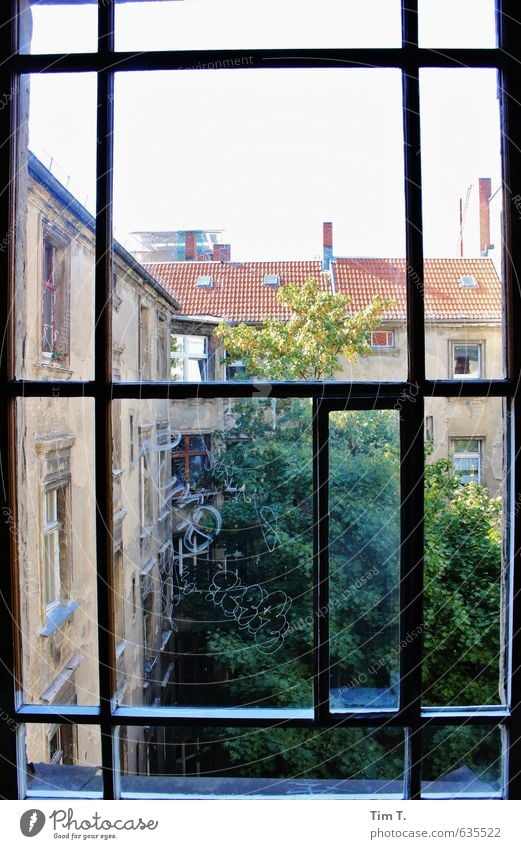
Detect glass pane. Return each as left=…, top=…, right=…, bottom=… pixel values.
left=422, top=726, right=503, bottom=798
left=419, top=0, right=497, bottom=48
left=24, top=725, right=102, bottom=797
left=15, top=73, right=97, bottom=380
left=420, top=69, right=504, bottom=380
left=329, top=411, right=401, bottom=711
left=16, top=399, right=99, bottom=706
left=423, top=397, right=505, bottom=706
left=119, top=726, right=403, bottom=797
left=19, top=0, right=98, bottom=54
left=113, top=398, right=314, bottom=709
left=114, top=69, right=406, bottom=382
left=115, top=0, right=402, bottom=51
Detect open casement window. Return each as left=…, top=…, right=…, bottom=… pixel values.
left=2, top=0, right=521, bottom=804
left=171, top=335, right=208, bottom=382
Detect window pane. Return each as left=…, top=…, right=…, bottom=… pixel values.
left=420, top=70, right=504, bottom=380
left=115, top=0, right=402, bottom=51
left=423, top=398, right=505, bottom=706
left=329, top=411, right=401, bottom=711
left=114, top=398, right=313, bottom=709
left=419, top=0, right=497, bottom=48
left=15, top=74, right=97, bottom=381
left=24, top=725, right=102, bottom=798
left=421, top=726, right=503, bottom=798
left=16, top=398, right=99, bottom=706
left=19, top=0, right=98, bottom=54
left=119, top=726, right=403, bottom=797
left=114, top=69, right=406, bottom=382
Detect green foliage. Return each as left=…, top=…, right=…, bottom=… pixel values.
left=175, top=288, right=503, bottom=785
left=423, top=458, right=502, bottom=706
left=215, top=277, right=391, bottom=380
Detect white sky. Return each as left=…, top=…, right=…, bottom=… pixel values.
left=28, top=0, right=501, bottom=261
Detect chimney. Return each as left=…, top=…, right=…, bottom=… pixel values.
left=322, top=221, right=333, bottom=270
left=185, top=230, right=196, bottom=261
left=479, top=178, right=493, bottom=256
left=213, top=243, right=231, bottom=262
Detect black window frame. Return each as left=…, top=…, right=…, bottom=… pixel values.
left=0, top=0, right=520, bottom=801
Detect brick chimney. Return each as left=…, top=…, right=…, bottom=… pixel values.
left=479, top=178, right=493, bottom=256
left=185, top=230, right=196, bottom=261
left=322, top=221, right=333, bottom=270
left=213, top=243, right=231, bottom=262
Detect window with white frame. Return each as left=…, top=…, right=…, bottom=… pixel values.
left=370, top=329, right=395, bottom=349
left=452, top=438, right=482, bottom=484
left=171, top=335, right=208, bottom=381
left=451, top=342, right=482, bottom=379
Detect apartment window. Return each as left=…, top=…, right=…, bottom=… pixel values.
left=2, top=1, right=521, bottom=804
left=451, top=342, right=482, bottom=378
left=139, top=304, right=151, bottom=380
left=452, top=438, right=482, bottom=484
left=172, top=435, right=211, bottom=489
left=226, top=359, right=247, bottom=380
left=41, top=233, right=69, bottom=365
left=370, top=329, right=395, bottom=349
left=139, top=444, right=154, bottom=529
left=48, top=723, right=76, bottom=766
left=156, top=313, right=170, bottom=380
left=171, top=335, right=208, bottom=381
left=43, top=488, right=65, bottom=608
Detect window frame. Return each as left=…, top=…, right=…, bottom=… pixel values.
left=40, top=228, right=70, bottom=367
left=171, top=333, right=209, bottom=382
left=0, top=0, right=520, bottom=802
left=450, top=340, right=483, bottom=379
left=370, top=329, right=396, bottom=350
left=452, top=437, right=483, bottom=484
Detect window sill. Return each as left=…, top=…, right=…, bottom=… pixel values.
left=35, top=361, right=74, bottom=376
left=39, top=601, right=78, bottom=637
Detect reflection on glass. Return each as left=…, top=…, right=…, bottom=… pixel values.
left=119, top=726, right=403, bottom=797
left=420, top=69, right=504, bottom=381
left=422, top=726, right=502, bottom=797
left=17, top=399, right=98, bottom=706
left=423, top=397, right=504, bottom=706
left=114, top=398, right=313, bottom=709
left=329, top=411, right=401, bottom=711
left=115, top=0, right=401, bottom=51
left=16, top=74, right=97, bottom=381
left=24, top=725, right=102, bottom=797
left=419, top=0, right=496, bottom=48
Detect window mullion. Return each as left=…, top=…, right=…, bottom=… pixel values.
left=497, top=0, right=521, bottom=800
left=95, top=0, right=116, bottom=803
left=314, top=399, right=330, bottom=721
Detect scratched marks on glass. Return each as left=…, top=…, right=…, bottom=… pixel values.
left=115, top=397, right=313, bottom=709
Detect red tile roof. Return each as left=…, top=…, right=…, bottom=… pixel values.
left=332, top=258, right=502, bottom=322
left=144, top=261, right=328, bottom=322
left=145, top=257, right=502, bottom=323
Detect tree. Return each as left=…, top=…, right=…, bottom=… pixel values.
left=215, top=277, right=391, bottom=380
left=169, top=283, right=502, bottom=787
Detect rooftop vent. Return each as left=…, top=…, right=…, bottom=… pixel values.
left=263, top=273, right=280, bottom=287
left=196, top=275, right=213, bottom=288
left=459, top=275, right=478, bottom=288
